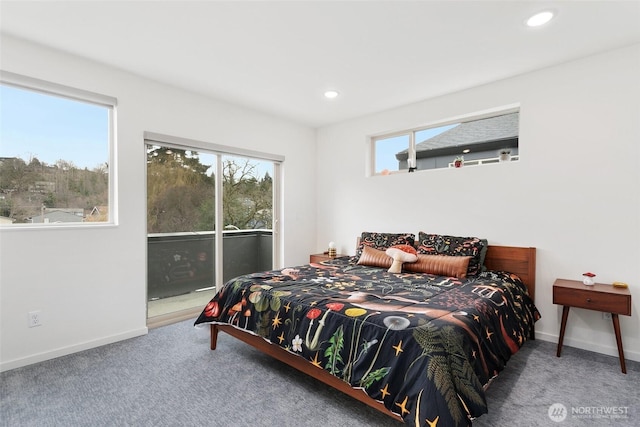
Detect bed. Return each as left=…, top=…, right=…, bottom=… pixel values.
left=194, top=232, right=539, bottom=427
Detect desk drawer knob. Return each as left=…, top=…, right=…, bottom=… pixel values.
left=586, top=298, right=592, bottom=302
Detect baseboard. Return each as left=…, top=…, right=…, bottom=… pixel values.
left=535, top=331, right=640, bottom=363
left=0, top=326, right=148, bottom=373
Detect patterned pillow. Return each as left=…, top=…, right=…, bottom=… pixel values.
left=354, top=231, right=416, bottom=260
left=416, top=232, right=488, bottom=276
left=404, top=254, right=471, bottom=278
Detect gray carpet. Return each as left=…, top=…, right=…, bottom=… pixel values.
left=1, top=319, right=637, bottom=426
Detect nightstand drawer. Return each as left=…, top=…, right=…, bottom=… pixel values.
left=553, top=286, right=631, bottom=315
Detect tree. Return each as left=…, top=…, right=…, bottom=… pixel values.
left=0, top=156, right=110, bottom=223
left=222, top=158, right=272, bottom=230
left=0, top=157, right=28, bottom=192
left=146, top=146, right=214, bottom=233
left=146, top=147, right=272, bottom=234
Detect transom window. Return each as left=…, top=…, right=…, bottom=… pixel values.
left=371, top=108, right=519, bottom=175
left=0, top=72, right=116, bottom=226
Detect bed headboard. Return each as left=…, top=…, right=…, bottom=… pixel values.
left=484, top=245, right=536, bottom=302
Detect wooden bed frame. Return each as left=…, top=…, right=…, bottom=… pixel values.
left=209, top=245, right=536, bottom=422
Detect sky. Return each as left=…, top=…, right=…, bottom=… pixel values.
left=375, top=124, right=456, bottom=172
left=0, top=84, right=109, bottom=170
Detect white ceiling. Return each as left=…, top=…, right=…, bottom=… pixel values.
left=1, top=1, right=639, bottom=128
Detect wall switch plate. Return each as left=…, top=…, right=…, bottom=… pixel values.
left=602, top=312, right=612, bottom=321
left=28, top=310, right=42, bottom=327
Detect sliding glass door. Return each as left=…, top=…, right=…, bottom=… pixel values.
left=221, top=155, right=274, bottom=283
left=146, top=141, right=279, bottom=321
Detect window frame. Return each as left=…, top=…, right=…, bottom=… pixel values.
left=368, top=104, right=520, bottom=176
left=0, top=71, right=117, bottom=228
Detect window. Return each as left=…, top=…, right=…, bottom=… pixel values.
left=371, top=108, right=519, bottom=175
left=0, top=72, right=115, bottom=226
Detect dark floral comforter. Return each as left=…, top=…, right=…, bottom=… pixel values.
left=194, top=257, right=540, bottom=427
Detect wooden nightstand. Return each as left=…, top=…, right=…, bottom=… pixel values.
left=310, top=253, right=346, bottom=263
left=553, top=278, right=632, bottom=373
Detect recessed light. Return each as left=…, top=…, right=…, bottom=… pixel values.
left=324, top=90, right=339, bottom=99
left=526, top=10, right=554, bottom=27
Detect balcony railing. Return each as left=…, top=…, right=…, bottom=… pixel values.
left=147, top=229, right=272, bottom=300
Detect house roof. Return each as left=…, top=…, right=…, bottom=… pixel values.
left=415, top=113, right=519, bottom=153
left=30, top=210, right=84, bottom=224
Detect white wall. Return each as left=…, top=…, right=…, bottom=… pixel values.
left=316, top=44, right=640, bottom=362
left=0, top=35, right=317, bottom=371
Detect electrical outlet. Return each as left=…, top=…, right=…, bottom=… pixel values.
left=28, top=310, right=42, bottom=327
left=602, top=312, right=612, bottom=321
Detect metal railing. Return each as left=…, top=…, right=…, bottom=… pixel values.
left=147, top=229, right=272, bottom=300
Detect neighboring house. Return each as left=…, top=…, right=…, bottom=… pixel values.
left=0, top=216, right=14, bottom=225
left=29, top=208, right=84, bottom=224
left=397, top=112, right=520, bottom=170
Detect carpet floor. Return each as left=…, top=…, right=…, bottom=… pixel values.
left=1, top=319, right=637, bottom=426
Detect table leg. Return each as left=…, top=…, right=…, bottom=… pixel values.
left=556, top=306, right=570, bottom=357
left=611, top=314, right=627, bottom=374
